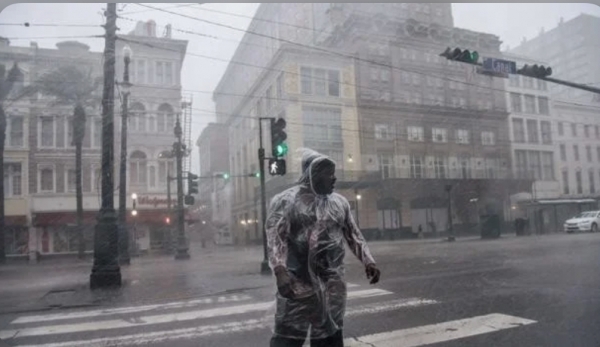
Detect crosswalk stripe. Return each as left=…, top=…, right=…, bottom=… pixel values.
left=7, top=298, right=440, bottom=347
left=0, top=288, right=392, bottom=340
left=344, top=313, right=537, bottom=347
left=11, top=295, right=252, bottom=325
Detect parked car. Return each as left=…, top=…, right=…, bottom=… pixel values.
left=563, top=211, right=600, bottom=233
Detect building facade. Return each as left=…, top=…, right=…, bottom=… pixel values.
left=0, top=19, right=190, bottom=259
left=213, top=3, right=532, bottom=244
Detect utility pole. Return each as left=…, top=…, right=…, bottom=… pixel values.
left=90, top=2, right=122, bottom=288
left=118, top=46, right=132, bottom=266
left=446, top=184, right=455, bottom=242
left=258, top=118, right=270, bottom=275
left=174, top=114, right=190, bottom=260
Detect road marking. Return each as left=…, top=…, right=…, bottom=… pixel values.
left=345, top=313, right=537, bottom=347
left=347, top=283, right=360, bottom=288
left=1, top=289, right=392, bottom=339
left=8, top=298, right=440, bottom=347
left=11, top=295, right=253, bottom=325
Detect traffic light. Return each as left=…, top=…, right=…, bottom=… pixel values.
left=440, top=47, right=479, bottom=64
left=268, top=158, right=286, bottom=176
left=271, top=118, right=288, bottom=158
left=248, top=172, right=260, bottom=178
left=187, top=173, right=199, bottom=195
left=517, top=64, right=552, bottom=78
left=215, top=172, right=230, bottom=180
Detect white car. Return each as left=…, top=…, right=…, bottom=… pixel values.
left=564, top=211, right=600, bottom=233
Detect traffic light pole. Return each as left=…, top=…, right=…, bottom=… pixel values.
left=258, top=118, right=271, bottom=275
left=174, top=115, right=190, bottom=260
left=539, top=76, right=600, bottom=95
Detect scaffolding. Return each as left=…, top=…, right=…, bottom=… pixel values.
left=181, top=93, right=193, bottom=175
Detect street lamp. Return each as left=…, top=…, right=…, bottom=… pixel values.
left=130, top=193, right=139, bottom=256
left=90, top=4, right=122, bottom=288
left=118, top=45, right=133, bottom=266
left=354, top=189, right=361, bottom=227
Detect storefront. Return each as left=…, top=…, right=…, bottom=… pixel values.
left=4, top=216, right=28, bottom=256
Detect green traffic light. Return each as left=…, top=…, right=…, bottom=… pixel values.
left=471, top=51, right=479, bottom=63
left=255, top=172, right=261, bottom=178
left=223, top=173, right=230, bottom=179
left=276, top=143, right=288, bottom=156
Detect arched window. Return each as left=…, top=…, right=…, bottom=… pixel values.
left=157, top=103, right=174, bottom=133
left=129, top=102, right=146, bottom=133
left=157, top=150, right=175, bottom=186
left=129, top=150, right=147, bottom=186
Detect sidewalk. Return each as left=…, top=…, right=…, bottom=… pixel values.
left=0, top=244, right=274, bottom=315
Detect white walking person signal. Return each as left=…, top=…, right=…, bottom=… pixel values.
left=270, top=161, right=278, bottom=174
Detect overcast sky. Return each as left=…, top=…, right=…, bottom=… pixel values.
left=1, top=3, right=599, bottom=173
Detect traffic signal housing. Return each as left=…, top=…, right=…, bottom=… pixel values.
left=268, top=158, right=286, bottom=176
left=271, top=118, right=288, bottom=158
left=517, top=64, right=552, bottom=79
left=187, top=172, right=199, bottom=195
left=440, top=47, right=479, bottom=65
left=215, top=172, right=230, bottom=180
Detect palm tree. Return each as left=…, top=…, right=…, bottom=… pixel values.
left=0, top=62, right=25, bottom=264
left=35, top=65, right=101, bottom=259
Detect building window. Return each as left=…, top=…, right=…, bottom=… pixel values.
left=509, top=74, right=520, bottom=87
left=586, top=145, right=592, bottom=162
left=149, top=166, right=156, bottom=188
left=378, top=153, right=394, bottom=179
left=523, top=77, right=534, bottom=89
left=589, top=170, right=596, bottom=194
left=300, top=66, right=340, bottom=97
left=512, top=118, right=525, bottom=143
left=538, top=97, right=549, bottom=115
left=515, top=150, right=528, bottom=179
left=432, top=128, right=447, bottom=143
left=541, top=121, right=552, bottom=144
left=129, top=151, right=147, bottom=187
left=459, top=156, right=472, bottom=179
left=39, top=166, right=54, bottom=193
left=541, top=152, right=554, bottom=180
left=8, top=116, right=24, bottom=147
left=434, top=156, right=447, bottom=179
left=558, top=122, right=564, bottom=136
left=410, top=154, right=424, bottom=179
left=40, top=116, right=55, bottom=147
left=584, top=125, right=590, bottom=138
left=527, top=119, right=539, bottom=144
left=510, top=93, right=522, bottom=113
left=165, top=62, right=173, bottom=85
left=3, top=163, right=22, bottom=197
left=375, top=124, right=392, bottom=140
left=538, top=80, right=547, bottom=91
left=378, top=209, right=400, bottom=230
left=66, top=168, right=77, bottom=193
left=456, top=129, right=469, bottom=144
left=129, top=102, right=146, bottom=133
left=481, top=131, right=495, bottom=146
left=302, top=107, right=343, bottom=147
left=157, top=103, right=174, bottom=133
left=571, top=123, right=577, bottom=137
left=407, top=126, right=424, bottom=142
left=155, top=61, right=164, bottom=85
left=560, top=144, right=567, bottom=161
left=135, top=59, right=146, bottom=84
left=91, top=117, right=102, bottom=148
left=158, top=158, right=175, bottom=186
left=562, top=171, right=569, bottom=195
left=524, top=95, right=536, bottom=113
left=574, top=145, right=580, bottom=161
left=576, top=171, right=583, bottom=194
left=485, top=158, right=499, bottom=179
left=529, top=151, right=542, bottom=180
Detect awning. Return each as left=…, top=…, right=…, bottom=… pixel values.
left=5, top=215, right=27, bottom=226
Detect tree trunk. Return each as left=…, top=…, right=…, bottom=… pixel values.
left=0, top=105, right=6, bottom=263
left=74, top=104, right=86, bottom=259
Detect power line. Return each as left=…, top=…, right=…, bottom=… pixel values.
left=119, top=3, right=199, bottom=16
left=4, top=35, right=104, bottom=40
left=0, top=22, right=101, bottom=28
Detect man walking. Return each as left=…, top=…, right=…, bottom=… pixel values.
left=266, top=149, right=381, bottom=347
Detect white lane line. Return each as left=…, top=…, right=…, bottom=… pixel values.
left=0, top=289, right=391, bottom=339
left=11, top=294, right=252, bottom=325
left=347, top=283, right=360, bottom=288
left=10, top=298, right=439, bottom=347
left=345, top=313, right=537, bottom=347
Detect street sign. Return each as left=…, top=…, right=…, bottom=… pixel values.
left=481, top=57, right=517, bottom=77
left=268, top=158, right=286, bottom=176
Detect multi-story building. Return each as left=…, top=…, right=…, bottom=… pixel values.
left=0, top=19, right=189, bottom=259
left=510, top=14, right=600, bottom=104
left=213, top=4, right=532, bottom=243
left=502, top=53, right=560, bottom=201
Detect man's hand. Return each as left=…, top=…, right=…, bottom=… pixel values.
left=365, top=263, right=381, bottom=284
left=274, top=266, right=295, bottom=299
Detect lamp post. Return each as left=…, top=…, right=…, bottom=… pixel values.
left=90, top=2, right=121, bottom=289
left=174, top=115, right=190, bottom=260
left=355, top=190, right=362, bottom=227
left=130, top=193, right=138, bottom=256
left=118, top=45, right=133, bottom=265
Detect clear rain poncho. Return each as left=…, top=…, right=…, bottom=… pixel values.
left=266, top=148, right=376, bottom=340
